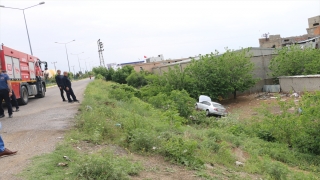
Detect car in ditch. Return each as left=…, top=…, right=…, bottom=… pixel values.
left=195, top=95, right=227, bottom=117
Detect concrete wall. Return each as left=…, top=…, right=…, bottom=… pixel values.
left=279, top=75, right=320, bottom=92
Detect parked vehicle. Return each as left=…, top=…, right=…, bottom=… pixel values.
left=0, top=45, right=48, bottom=105
left=195, top=95, right=227, bottom=117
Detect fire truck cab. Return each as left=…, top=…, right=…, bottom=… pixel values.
left=0, top=45, right=47, bottom=105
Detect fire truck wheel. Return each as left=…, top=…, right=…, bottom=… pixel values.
left=36, top=84, right=45, bottom=98
left=18, top=86, right=29, bottom=105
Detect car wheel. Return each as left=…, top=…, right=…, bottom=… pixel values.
left=206, top=110, right=210, bottom=117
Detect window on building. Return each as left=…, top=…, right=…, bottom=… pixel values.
left=284, top=39, right=289, bottom=42
left=313, top=23, right=319, bottom=26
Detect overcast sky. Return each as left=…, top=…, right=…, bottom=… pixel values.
left=0, top=0, right=320, bottom=73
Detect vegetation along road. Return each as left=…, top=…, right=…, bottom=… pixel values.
left=0, top=78, right=91, bottom=180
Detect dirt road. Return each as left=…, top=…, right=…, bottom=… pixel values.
left=0, top=78, right=92, bottom=180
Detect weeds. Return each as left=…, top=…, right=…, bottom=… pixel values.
left=21, top=80, right=320, bottom=179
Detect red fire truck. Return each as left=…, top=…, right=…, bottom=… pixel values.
left=0, top=45, right=47, bottom=105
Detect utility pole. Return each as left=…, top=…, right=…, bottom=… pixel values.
left=71, top=65, right=75, bottom=79
left=97, top=39, right=106, bottom=68
left=85, top=62, right=88, bottom=73
left=51, top=61, right=57, bottom=72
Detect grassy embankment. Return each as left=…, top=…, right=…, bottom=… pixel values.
left=21, top=80, right=320, bottom=180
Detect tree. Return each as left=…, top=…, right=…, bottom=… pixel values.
left=185, top=48, right=258, bottom=99
left=92, top=66, right=108, bottom=77
left=269, top=45, right=320, bottom=78
left=222, top=48, right=258, bottom=99
left=111, top=65, right=134, bottom=84
left=105, top=68, right=115, bottom=81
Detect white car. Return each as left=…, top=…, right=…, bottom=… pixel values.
left=195, top=95, right=227, bottom=117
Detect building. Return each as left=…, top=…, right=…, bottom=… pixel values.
left=145, top=54, right=164, bottom=63
left=131, top=57, right=196, bottom=72
left=117, top=60, right=145, bottom=68
left=259, top=15, right=320, bottom=48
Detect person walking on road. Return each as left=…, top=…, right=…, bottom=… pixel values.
left=0, top=70, right=13, bottom=118
left=0, top=122, right=17, bottom=157
left=3, top=71, right=19, bottom=112
left=62, top=71, right=79, bottom=103
left=55, top=70, right=66, bottom=102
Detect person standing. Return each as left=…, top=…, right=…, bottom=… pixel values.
left=0, top=121, right=17, bottom=157
left=0, top=70, right=13, bottom=118
left=0, top=131, right=17, bottom=157
left=62, top=71, right=79, bottom=103
left=2, top=71, right=19, bottom=112
left=55, top=70, right=66, bottom=102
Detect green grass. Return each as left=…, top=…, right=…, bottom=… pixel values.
left=22, top=142, right=142, bottom=180
left=21, top=80, right=320, bottom=180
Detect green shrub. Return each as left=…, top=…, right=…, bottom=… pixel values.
left=252, top=92, right=320, bottom=155
left=108, top=84, right=142, bottom=101
left=147, top=92, right=172, bottom=109
left=126, top=71, right=148, bottom=88
left=95, top=74, right=104, bottom=80
left=162, top=136, right=203, bottom=169
left=74, top=152, right=142, bottom=180
left=169, top=90, right=195, bottom=118
left=126, top=128, right=159, bottom=153
left=262, top=160, right=289, bottom=180
left=257, top=130, right=276, bottom=142
left=111, top=65, right=134, bottom=84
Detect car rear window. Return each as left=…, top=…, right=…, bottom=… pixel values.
left=212, top=103, right=224, bottom=108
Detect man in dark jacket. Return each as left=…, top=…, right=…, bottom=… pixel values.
left=55, top=70, right=66, bottom=102
left=3, top=71, right=19, bottom=111
left=62, top=71, right=79, bottom=103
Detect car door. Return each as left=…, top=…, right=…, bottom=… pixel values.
left=198, top=101, right=205, bottom=110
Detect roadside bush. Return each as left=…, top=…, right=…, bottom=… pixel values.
left=147, top=92, right=172, bottom=109
left=92, top=66, right=108, bottom=77
left=257, top=129, right=276, bottom=142
left=126, top=71, right=148, bottom=88
left=109, top=87, right=133, bottom=101
left=112, top=65, right=134, bottom=84
left=262, top=160, right=289, bottom=180
left=95, top=74, right=104, bottom=80
left=147, top=89, right=195, bottom=119
left=213, top=141, right=236, bottom=165
left=74, top=152, right=142, bottom=180
left=109, top=84, right=141, bottom=101
left=169, top=90, right=195, bottom=118
left=126, top=128, right=159, bottom=153
left=162, top=136, right=203, bottom=169
left=201, top=139, right=221, bottom=153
